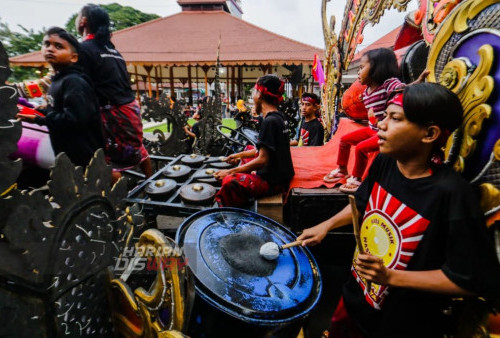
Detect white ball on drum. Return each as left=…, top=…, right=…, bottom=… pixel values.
left=259, top=242, right=280, bottom=260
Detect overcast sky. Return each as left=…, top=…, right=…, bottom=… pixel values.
left=2, top=0, right=418, bottom=51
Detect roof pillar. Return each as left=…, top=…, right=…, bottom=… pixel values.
left=188, top=65, right=193, bottom=105
left=170, top=66, right=175, bottom=97
left=201, top=65, right=210, bottom=97
left=144, top=65, right=153, bottom=98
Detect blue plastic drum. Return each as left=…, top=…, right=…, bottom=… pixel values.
left=176, top=207, right=322, bottom=337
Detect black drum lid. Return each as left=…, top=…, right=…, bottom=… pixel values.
left=176, top=208, right=322, bottom=325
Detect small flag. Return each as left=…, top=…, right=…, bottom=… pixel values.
left=312, top=54, right=325, bottom=87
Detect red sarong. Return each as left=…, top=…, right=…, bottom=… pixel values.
left=215, top=173, right=283, bottom=207
left=100, top=100, right=149, bottom=171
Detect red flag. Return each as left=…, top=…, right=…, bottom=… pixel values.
left=312, top=54, right=325, bottom=86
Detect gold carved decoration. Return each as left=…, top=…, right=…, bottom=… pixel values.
left=365, top=0, right=412, bottom=24
left=428, top=0, right=500, bottom=216
left=494, top=139, right=500, bottom=162
left=427, top=0, right=498, bottom=82
left=439, top=58, right=470, bottom=92
left=481, top=140, right=500, bottom=219
left=108, top=229, right=190, bottom=337
left=480, top=184, right=500, bottom=220
left=415, top=0, right=464, bottom=44
left=321, top=0, right=411, bottom=134
left=442, top=44, right=493, bottom=172
left=321, top=0, right=341, bottom=135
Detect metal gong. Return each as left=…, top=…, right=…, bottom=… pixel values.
left=179, top=183, right=216, bottom=205
left=144, top=178, right=177, bottom=200
left=176, top=208, right=322, bottom=327
left=193, top=168, right=219, bottom=185
left=162, top=164, right=191, bottom=181
left=181, top=153, right=206, bottom=167
left=210, top=161, right=233, bottom=169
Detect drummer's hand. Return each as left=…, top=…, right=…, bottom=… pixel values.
left=17, top=113, right=36, bottom=123
left=354, top=254, right=391, bottom=285
left=214, top=169, right=231, bottom=180
left=225, top=154, right=240, bottom=165
left=297, top=222, right=329, bottom=246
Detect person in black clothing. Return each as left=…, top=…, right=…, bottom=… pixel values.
left=214, top=75, right=294, bottom=207
left=290, top=92, right=324, bottom=146
left=184, top=111, right=202, bottom=152
left=17, top=27, right=103, bottom=167
left=75, top=4, right=151, bottom=183
left=298, top=83, right=500, bottom=337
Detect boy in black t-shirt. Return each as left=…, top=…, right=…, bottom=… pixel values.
left=17, top=27, right=103, bottom=167
left=290, top=92, right=324, bottom=146
left=214, top=75, right=294, bottom=207
left=298, top=83, right=500, bottom=337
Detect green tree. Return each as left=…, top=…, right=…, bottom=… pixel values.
left=65, top=3, right=160, bottom=35
left=0, top=19, right=44, bottom=82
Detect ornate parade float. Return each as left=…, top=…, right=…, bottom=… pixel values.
left=1, top=0, right=500, bottom=336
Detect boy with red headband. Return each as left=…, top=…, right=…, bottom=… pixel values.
left=214, top=75, right=294, bottom=207
left=298, top=83, right=500, bottom=337
left=290, top=92, right=324, bottom=147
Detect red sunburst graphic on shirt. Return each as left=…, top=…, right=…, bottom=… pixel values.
left=353, top=182, right=430, bottom=309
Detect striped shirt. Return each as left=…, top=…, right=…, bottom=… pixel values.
left=363, top=77, right=405, bottom=129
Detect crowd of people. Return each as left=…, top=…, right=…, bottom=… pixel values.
left=11, top=4, right=500, bottom=335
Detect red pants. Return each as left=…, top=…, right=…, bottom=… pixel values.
left=329, top=298, right=364, bottom=338
left=215, top=173, right=282, bottom=207
left=337, top=127, right=378, bottom=179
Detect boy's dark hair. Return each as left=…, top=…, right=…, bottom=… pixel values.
left=302, top=92, right=321, bottom=104
left=81, top=4, right=112, bottom=46
left=45, top=27, right=80, bottom=53
left=403, top=83, right=463, bottom=133
left=363, top=48, right=400, bottom=86
left=255, top=75, right=284, bottom=106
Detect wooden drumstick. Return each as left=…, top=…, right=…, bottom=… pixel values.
left=349, top=195, right=372, bottom=292
left=281, top=240, right=303, bottom=249
left=260, top=240, right=303, bottom=260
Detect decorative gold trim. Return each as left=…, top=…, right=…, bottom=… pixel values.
left=494, top=139, right=500, bottom=161
left=427, top=0, right=498, bottom=83
left=321, top=0, right=341, bottom=135
left=109, top=229, right=188, bottom=337
left=480, top=183, right=500, bottom=216
left=366, top=0, right=412, bottom=24
left=439, top=58, right=470, bottom=93
left=442, top=44, right=494, bottom=172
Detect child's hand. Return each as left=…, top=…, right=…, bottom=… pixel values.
left=225, top=154, right=240, bottom=165
left=416, top=69, right=430, bottom=83
left=16, top=113, right=36, bottom=123
left=296, top=222, right=330, bottom=246
left=367, top=108, right=377, bottom=125
left=214, top=169, right=231, bottom=180
left=355, top=254, right=391, bottom=285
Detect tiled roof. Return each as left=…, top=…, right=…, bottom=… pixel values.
left=10, top=11, right=323, bottom=67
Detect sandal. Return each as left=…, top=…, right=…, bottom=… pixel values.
left=339, top=177, right=362, bottom=193
left=323, top=168, right=348, bottom=183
